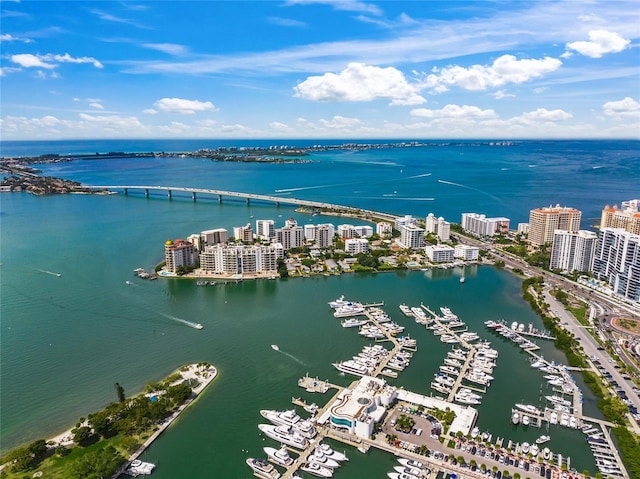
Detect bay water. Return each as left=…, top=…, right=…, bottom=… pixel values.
left=2, top=140, right=638, bottom=476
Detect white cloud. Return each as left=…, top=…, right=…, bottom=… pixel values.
left=11, top=54, right=55, bottom=69
left=89, top=102, right=104, bottom=110
left=142, top=43, right=188, bottom=56
left=269, top=121, right=290, bottom=131
left=493, top=90, right=515, bottom=99
left=422, top=55, right=562, bottom=92
left=410, top=104, right=497, bottom=119
left=318, top=115, right=361, bottom=128
left=78, top=113, right=145, bottom=130
left=10, top=53, right=103, bottom=69
left=565, top=30, right=630, bottom=58
left=521, top=108, right=572, bottom=122
left=267, top=17, right=307, bottom=28
left=143, top=108, right=158, bottom=115
left=603, top=97, right=640, bottom=119
left=294, top=62, right=425, bottom=105
left=285, top=0, right=382, bottom=16
left=153, top=97, right=217, bottom=114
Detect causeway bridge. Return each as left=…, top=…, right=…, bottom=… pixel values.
left=85, top=185, right=400, bottom=222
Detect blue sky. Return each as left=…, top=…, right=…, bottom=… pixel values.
left=1, top=0, right=639, bottom=140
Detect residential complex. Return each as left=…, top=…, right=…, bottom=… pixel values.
left=398, top=223, right=424, bottom=249
left=550, top=230, right=598, bottom=273
left=528, top=205, right=581, bottom=247
left=425, top=213, right=451, bottom=241
left=593, top=228, right=640, bottom=302
left=345, top=238, right=370, bottom=255
left=454, top=244, right=480, bottom=261
left=164, top=239, right=199, bottom=273
left=199, top=244, right=280, bottom=275
left=376, top=221, right=392, bottom=238
left=233, top=223, right=254, bottom=243
left=461, top=213, right=510, bottom=237
left=275, top=225, right=304, bottom=251
left=255, top=219, right=275, bottom=240
left=600, top=200, right=640, bottom=235
left=425, top=244, right=455, bottom=263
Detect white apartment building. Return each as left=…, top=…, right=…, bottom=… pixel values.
left=461, top=213, right=510, bottom=237
left=454, top=244, right=480, bottom=261
left=354, top=225, right=374, bottom=238
left=398, top=224, right=424, bottom=249
left=528, top=205, right=581, bottom=246
left=425, top=213, right=451, bottom=241
left=275, top=225, right=304, bottom=251
left=201, top=228, right=228, bottom=246
left=233, top=223, right=254, bottom=243
left=164, top=239, right=199, bottom=273
left=255, top=219, right=275, bottom=240
left=304, top=224, right=316, bottom=242
left=316, top=224, right=335, bottom=248
left=425, top=244, right=455, bottom=263
left=199, top=244, right=278, bottom=275
left=593, top=228, right=640, bottom=302
left=337, top=224, right=357, bottom=239
left=187, top=233, right=205, bottom=251
left=550, top=230, right=598, bottom=273
left=376, top=222, right=392, bottom=238
left=517, top=223, right=530, bottom=235
left=345, top=238, right=370, bottom=254
left=395, top=215, right=417, bottom=230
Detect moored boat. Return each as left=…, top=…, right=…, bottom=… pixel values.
left=264, top=445, right=294, bottom=466
left=246, top=457, right=281, bottom=479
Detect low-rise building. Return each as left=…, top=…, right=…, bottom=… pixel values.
left=345, top=238, right=370, bottom=254
left=354, top=225, right=374, bottom=238
left=338, top=224, right=357, bottom=239
left=454, top=244, right=479, bottom=261
left=199, top=244, right=278, bottom=275
left=425, top=244, right=455, bottom=263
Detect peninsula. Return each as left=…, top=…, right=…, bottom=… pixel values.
left=0, top=362, right=217, bottom=479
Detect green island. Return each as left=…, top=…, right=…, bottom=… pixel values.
left=0, top=363, right=217, bottom=479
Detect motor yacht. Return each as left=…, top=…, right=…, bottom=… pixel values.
left=258, top=424, right=309, bottom=449
left=264, top=445, right=294, bottom=466
left=246, top=457, right=281, bottom=479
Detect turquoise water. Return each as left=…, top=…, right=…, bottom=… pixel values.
left=3, top=140, right=636, bottom=475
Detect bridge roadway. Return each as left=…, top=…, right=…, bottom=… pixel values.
left=85, top=185, right=400, bottom=222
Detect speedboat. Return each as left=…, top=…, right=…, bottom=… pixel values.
left=301, top=460, right=333, bottom=477
left=246, top=457, right=281, bottom=479
left=260, top=409, right=316, bottom=438
left=264, top=445, right=294, bottom=466
left=512, top=411, right=520, bottom=424
left=271, top=344, right=279, bottom=351
left=316, top=443, right=348, bottom=462
left=535, top=435, right=551, bottom=444
left=258, top=424, right=309, bottom=449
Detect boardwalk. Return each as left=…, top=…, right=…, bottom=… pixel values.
left=85, top=184, right=399, bottom=221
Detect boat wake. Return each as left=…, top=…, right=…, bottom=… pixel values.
left=438, top=179, right=505, bottom=205
left=272, top=346, right=306, bottom=366
left=160, top=313, right=203, bottom=330
left=38, top=269, right=62, bottom=277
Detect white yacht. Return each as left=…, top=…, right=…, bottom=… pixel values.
left=394, top=465, right=423, bottom=477
left=454, top=392, right=480, bottom=405
left=398, top=458, right=426, bottom=470
left=341, top=318, right=368, bottom=328
left=434, top=374, right=455, bottom=387
left=399, top=304, right=413, bottom=317
left=439, top=365, right=459, bottom=375
left=388, top=472, right=420, bottom=479
left=535, top=435, right=551, bottom=444
left=444, top=358, right=463, bottom=368
left=246, top=457, right=281, bottom=479
left=515, top=403, right=540, bottom=415
left=316, top=443, right=348, bottom=462
left=545, top=395, right=571, bottom=407
left=530, top=443, right=540, bottom=456
left=512, top=411, right=520, bottom=424
left=301, top=460, right=333, bottom=478
left=440, top=334, right=460, bottom=344
left=258, top=424, right=309, bottom=449
left=332, top=359, right=372, bottom=377
left=333, top=303, right=365, bottom=317
left=328, top=295, right=347, bottom=308
left=310, top=448, right=341, bottom=468
left=260, top=409, right=316, bottom=438
left=264, top=445, right=294, bottom=466
left=522, top=415, right=530, bottom=426
left=521, top=442, right=530, bottom=454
